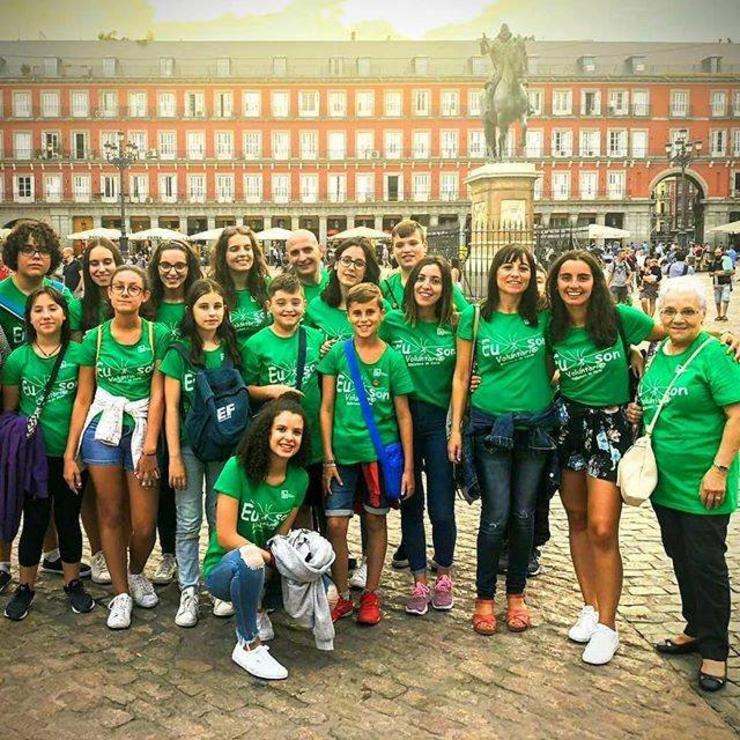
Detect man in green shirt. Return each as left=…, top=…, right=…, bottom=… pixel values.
left=284, top=230, right=330, bottom=305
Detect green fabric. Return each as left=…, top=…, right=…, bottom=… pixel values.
left=379, top=309, right=456, bottom=409
left=202, top=459, right=308, bottom=577
left=458, top=306, right=553, bottom=415
left=381, top=271, right=468, bottom=313
left=2, top=342, right=81, bottom=456
left=551, top=304, right=654, bottom=407
left=0, top=276, right=80, bottom=349
left=300, top=269, right=330, bottom=305
left=317, top=341, right=414, bottom=464
left=155, top=301, right=186, bottom=345
left=160, top=340, right=228, bottom=447
left=241, top=325, right=324, bottom=464
left=640, top=333, right=740, bottom=516
left=231, top=284, right=271, bottom=341
left=305, top=296, right=391, bottom=342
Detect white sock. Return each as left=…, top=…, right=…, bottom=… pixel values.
left=0, top=562, right=10, bottom=573
left=44, top=548, right=60, bottom=562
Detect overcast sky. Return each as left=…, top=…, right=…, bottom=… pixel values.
left=0, top=0, right=738, bottom=41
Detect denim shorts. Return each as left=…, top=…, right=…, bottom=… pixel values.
left=324, top=462, right=390, bottom=517
left=80, top=417, right=135, bottom=472
left=714, top=284, right=731, bottom=305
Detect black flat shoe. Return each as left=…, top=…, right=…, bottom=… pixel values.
left=698, top=671, right=727, bottom=692
left=655, top=638, right=699, bottom=655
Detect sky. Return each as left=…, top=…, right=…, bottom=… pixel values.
left=0, top=0, right=738, bottom=41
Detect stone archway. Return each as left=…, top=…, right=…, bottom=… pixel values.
left=649, top=169, right=706, bottom=246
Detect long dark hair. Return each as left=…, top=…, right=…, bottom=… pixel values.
left=80, top=238, right=123, bottom=331
left=24, top=286, right=72, bottom=348
left=547, top=249, right=619, bottom=347
left=402, top=256, right=453, bottom=326
left=147, top=240, right=202, bottom=309
left=321, top=237, right=380, bottom=308
left=481, top=245, right=539, bottom=325
left=179, top=278, right=241, bottom=367
left=210, top=226, right=268, bottom=308
left=235, top=392, right=309, bottom=483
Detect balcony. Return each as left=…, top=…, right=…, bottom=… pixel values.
left=631, top=103, right=650, bottom=116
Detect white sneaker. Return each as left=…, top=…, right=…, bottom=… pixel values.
left=175, top=586, right=199, bottom=628
left=90, top=551, right=112, bottom=585
left=568, top=605, right=599, bottom=644
left=128, top=572, right=159, bottom=608
left=107, top=593, right=133, bottom=630
left=349, top=558, right=367, bottom=590
left=582, top=624, right=620, bottom=665
left=212, top=597, right=235, bottom=617
left=231, top=642, right=287, bottom=680
left=152, top=553, right=177, bottom=585
left=257, top=611, right=274, bottom=641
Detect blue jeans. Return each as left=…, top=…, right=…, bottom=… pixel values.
left=176, top=447, right=225, bottom=589
left=401, top=400, right=456, bottom=574
left=473, top=430, right=547, bottom=599
left=205, top=549, right=264, bottom=644
left=80, top=418, right=135, bottom=472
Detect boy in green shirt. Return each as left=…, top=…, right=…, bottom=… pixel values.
left=319, top=283, right=414, bottom=626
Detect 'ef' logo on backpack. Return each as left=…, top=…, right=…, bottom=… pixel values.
left=217, top=403, right=236, bottom=422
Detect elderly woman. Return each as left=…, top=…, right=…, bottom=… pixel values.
left=637, top=276, right=739, bottom=692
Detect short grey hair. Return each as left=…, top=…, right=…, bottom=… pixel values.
left=658, top=276, right=707, bottom=311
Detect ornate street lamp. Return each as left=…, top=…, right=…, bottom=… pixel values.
left=664, top=137, right=702, bottom=248
left=104, top=131, right=139, bottom=256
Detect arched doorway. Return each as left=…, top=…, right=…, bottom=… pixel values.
left=650, top=171, right=705, bottom=246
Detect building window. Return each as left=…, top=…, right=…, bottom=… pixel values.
left=14, top=175, right=34, bottom=202
left=99, top=91, right=118, bottom=118
left=158, top=174, right=177, bottom=202
left=214, top=91, right=233, bottom=118
left=216, top=174, right=234, bottom=203
left=244, top=174, right=262, bottom=203
left=43, top=57, right=59, bottom=77
left=328, top=91, right=346, bottom=118
left=670, top=90, right=689, bottom=117
left=669, top=128, right=690, bottom=156
left=608, top=130, right=627, bottom=157
left=608, top=89, right=629, bottom=116
left=384, top=131, right=402, bottom=160
left=468, top=90, right=483, bottom=117
left=469, top=55, right=487, bottom=75
left=271, top=91, right=290, bottom=118
left=102, top=57, right=117, bottom=77
left=272, top=174, right=290, bottom=203
left=733, top=129, right=740, bottom=157
left=72, top=132, right=88, bottom=160
left=41, top=91, right=60, bottom=118
left=551, top=129, right=573, bottom=157
left=632, top=90, right=649, bottom=116
left=357, top=57, right=371, bottom=76
left=73, top=174, right=90, bottom=202
left=356, top=131, right=375, bottom=159
left=215, top=131, right=233, bottom=160
left=579, top=129, right=600, bottom=157
left=101, top=174, right=118, bottom=202
left=186, top=131, right=205, bottom=160
left=327, top=173, right=346, bottom=203
left=243, top=91, right=261, bottom=117
left=356, top=91, right=375, bottom=117
left=733, top=91, right=740, bottom=116
left=298, top=90, right=319, bottom=118
left=44, top=174, right=62, bottom=202
left=440, top=129, right=459, bottom=158
left=607, top=171, right=626, bottom=199
left=70, top=90, right=89, bottom=118
left=527, top=90, right=542, bottom=116
left=552, top=171, right=570, bottom=200
left=412, top=131, right=430, bottom=159
left=300, top=131, right=318, bottom=160
left=128, top=92, right=147, bottom=117
left=552, top=90, right=572, bottom=116
left=272, top=131, right=290, bottom=160
left=631, top=130, right=647, bottom=158
left=581, top=90, right=600, bottom=116
left=710, top=129, right=726, bottom=156
left=441, top=90, right=459, bottom=116
left=128, top=131, right=146, bottom=159
left=328, top=131, right=346, bottom=160
left=184, top=91, right=205, bottom=118
left=525, top=130, right=543, bottom=158
left=42, top=131, right=60, bottom=159
left=12, top=91, right=32, bottom=118
left=130, top=174, right=148, bottom=203
left=243, top=131, right=262, bottom=160
left=384, top=173, right=402, bottom=202
left=158, top=131, right=176, bottom=159
left=579, top=171, right=598, bottom=200
left=272, top=57, right=287, bottom=76
left=158, top=92, right=176, bottom=118
left=13, top=131, right=32, bottom=160
left=414, top=56, right=430, bottom=75
left=710, top=91, right=727, bottom=117
left=412, top=173, right=430, bottom=201
left=356, top=173, right=374, bottom=202
left=413, top=89, right=430, bottom=116
left=468, top=129, right=485, bottom=157
left=440, top=172, right=459, bottom=201
left=300, top=174, right=318, bottom=203
left=160, top=57, right=174, bottom=77
left=216, top=57, right=231, bottom=77
left=329, top=57, right=343, bottom=76
left=384, top=91, right=402, bottom=117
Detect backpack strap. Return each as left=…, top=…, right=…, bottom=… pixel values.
left=26, top=341, right=69, bottom=439
left=95, top=324, right=103, bottom=372
left=0, top=290, right=25, bottom=321
left=147, top=319, right=154, bottom=355
left=295, top=327, right=307, bottom=392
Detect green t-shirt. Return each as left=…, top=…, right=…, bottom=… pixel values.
left=305, top=296, right=392, bottom=342
left=458, top=306, right=553, bottom=415
left=381, top=271, right=469, bottom=313
left=202, top=458, right=308, bottom=577
left=379, top=309, right=456, bottom=409
left=0, top=276, right=81, bottom=349
left=241, top=325, right=324, bottom=464
left=318, top=341, right=414, bottom=464
left=640, top=333, right=740, bottom=516
left=155, top=301, right=186, bottom=345
left=160, top=340, right=228, bottom=448
left=551, top=304, right=654, bottom=407
left=300, top=269, right=330, bottom=305
left=232, top=284, right=270, bottom=341
left=2, top=342, right=81, bottom=456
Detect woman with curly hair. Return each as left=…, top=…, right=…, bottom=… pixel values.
left=73, top=238, right=123, bottom=332
left=210, top=226, right=270, bottom=342
left=203, top=393, right=309, bottom=680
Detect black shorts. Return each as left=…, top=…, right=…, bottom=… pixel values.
left=556, top=398, right=633, bottom=483
left=305, top=463, right=325, bottom=509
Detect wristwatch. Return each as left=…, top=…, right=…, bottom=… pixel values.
left=712, top=461, right=729, bottom=474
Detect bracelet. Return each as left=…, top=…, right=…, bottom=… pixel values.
left=323, top=461, right=336, bottom=467
left=142, top=451, right=157, bottom=457
left=713, top=461, right=729, bottom=474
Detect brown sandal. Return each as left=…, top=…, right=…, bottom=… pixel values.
left=505, top=594, right=531, bottom=632
left=472, top=598, right=497, bottom=635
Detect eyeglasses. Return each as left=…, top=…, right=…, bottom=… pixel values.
left=338, top=255, right=366, bottom=270
left=20, top=245, right=52, bottom=257
left=111, top=283, right=144, bottom=296
left=659, top=308, right=700, bottom=320
left=158, top=262, right=188, bottom=274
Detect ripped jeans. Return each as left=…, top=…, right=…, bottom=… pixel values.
left=473, top=431, right=548, bottom=599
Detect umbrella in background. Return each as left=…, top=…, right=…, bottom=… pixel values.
left=586, top=224, right=631, bottom=240
left=67, top=227, right=122, bottom=240
left=188, top=227, right=225, bottom=241
left=255, top=227, right=294, bottom=241
left=330, top=226, right=389, bottom=240
left=128, top=227, right=190, bottom=241
left=708, top=220, right=740, bottom=234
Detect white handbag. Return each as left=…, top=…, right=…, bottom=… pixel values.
left=618, top=337, right=712, bottom=506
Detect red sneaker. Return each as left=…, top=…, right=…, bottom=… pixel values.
left=356, top=591, right=382, bottom=625
left=331, top=595, right=354, bottom=622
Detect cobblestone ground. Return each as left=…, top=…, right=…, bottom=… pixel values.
left=1, top=274, right=737, bottom=739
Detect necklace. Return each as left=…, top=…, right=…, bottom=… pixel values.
left=34, top=341, right=61, bottom=358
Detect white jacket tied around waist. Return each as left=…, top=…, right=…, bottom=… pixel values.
left=269, top=529, right=336, bottom=651
left=78, top=386, right=150, bottom=469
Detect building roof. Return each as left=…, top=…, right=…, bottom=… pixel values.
left=0, top=39, right=738, bottom=80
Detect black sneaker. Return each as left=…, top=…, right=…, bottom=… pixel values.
left=527, top=548, right=542, bottom=578
left=0, top=570, right=10, bottom=594
left=64, top=579, right=96, bottom=614
left=391, top=545, right=409, bottom=570
left=41, top=557, right=91, bottom=579
left=4, top=583, right=34, bottom=621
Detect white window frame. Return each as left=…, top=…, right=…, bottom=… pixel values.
left=527, top=90, right=543, bottom=116
left=215, top=131, right=234, bottom=160
left=13, top=131, right=32, bottom=160
left=608, top=129, right=628, bottom=158
left=271, top=173, right=290, bottom=204
left=355, top=173, right=374, bottom=203
left=44, top=173, right=62, bottom=203
left=271, top=91, right=290, bottom=118
left=328, top=90, right=347, bottom=118
left=327, top=131, right=346, bottom=160
left=158, top=173, right=177, bottom=203
left=99, top=90, right=118, bottom=118
left=101, top=174, right=118, bottom=202
left=12, top=91, right=32, bottom=118
left=70, top=90, right=89, bottom=118
left=411, top=172, right=431, bottom=202
left=186, top=131, right=205, bottom=160
left=579, top=129, right=600, bottom=157
left=384, top=90, right=402, bottom=117
left=299, top=130, right=318, bottom=161
left=552, top=171, right=570, bottom=201
left=127, top=131, right=147, bottom=160
left=71, top=131, right=89, bottom=160
left=525, top=130, right=543, bottom=158
left=243, top=131, right=262, bottom=160
left=710, top=129, right=727, bottom=157
left=632, top=90, right=649, bottom=117
left=552, top=89, right=572, bottom=116
left=440, top=129, right=459, bottom=159
left=184, top=91, right=205, bottom=118
left=300, top=173, right=319, bottom=203
left=158, top=130, right=176, bottom=160
left=440, top=172, right=459, bottom=201
left=413, top=89, right=430, bottom=117
left=733, top=128, right=740, bottom=157
left=243, top=91, right=261, bottom=118
left=128, top=91, right=147, bottom=118
left=607, top=89, right=629, bottom=116
left=551, top=129, right=573, bottom=157
left=298, top=90, right=319, bottom=118
left=272, top=131, right=290, bottom=160
left=631, top=130, right=648, bottom=159
left=607, top=171, right=626, bottom=200
left=327, top=173, right=346, bottom=203
left=14, top=174, right=34, bottom=202
left=72, top=174, right=91, bottom=203
left=213, top=90, right=233, bottom=118
left=468, top=129, right=485, bottom=157
left=243, top=174, right=262, bottom=204
left=384, top=130, right=402, bottom=160
left=710, top=90, right=727, bottom=117
left=441, top=90, right=460, bottom=117
left=129, top=174, right=148, bottom=203
left=384, top=173, right=403, bottom=202
left=580, top=89, right=601, bottom=116
left=468, top=89, right=483, bottom=117
left=188, top=173, right=206, bottom=203
left=356, top=131, right=375, bottom=160
left=215, top=174, right=234, bottom=203
left=579, top=171, right=598, bottom=200
left=670, top=90, right=689, bottom=118
left=158, top=92, right=176, bottom=118
left=412, top=130, right=430, bottom=159
left=356, top=90, right=375, bottom=117
left=40, top=91, right=60, bottom=118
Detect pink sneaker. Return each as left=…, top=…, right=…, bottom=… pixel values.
left=405, top=582, right=431, bottom=616
left=432, top=574, right=454, bottom=611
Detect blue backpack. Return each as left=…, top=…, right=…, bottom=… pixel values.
left=174, top=345, right=250, bottom=462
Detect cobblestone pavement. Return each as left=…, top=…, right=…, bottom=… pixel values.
left=1, top=274, right=737, bottom=739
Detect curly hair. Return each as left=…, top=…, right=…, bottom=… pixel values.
left=235, top=392, right=309, bottom=483
left=481, top=246, right=540, bottom=325
left=210, top=226, right=268, bottom=309
left=24, top=286, right=71, bottom=346
left=179, top=278, right=242, bottom=367
left=80, top=238, right=123, bottom=331
left=2, top=221, right=62, bottom=274
left=147, top=240, right=202, bottom=308
left=547, top=249, right=618, bottom=347
left=402, top=255, right=454, bottom=327
left=321, top=237, right=380, bottom=308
